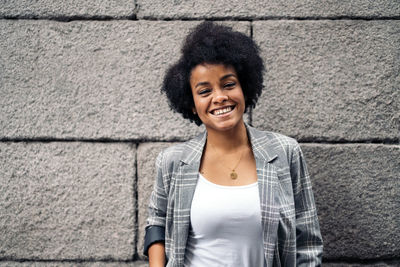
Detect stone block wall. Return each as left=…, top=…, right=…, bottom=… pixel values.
left=1, top=1, right=399, bottom=266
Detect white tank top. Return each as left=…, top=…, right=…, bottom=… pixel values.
left=184, top=173, right=266, bottom=267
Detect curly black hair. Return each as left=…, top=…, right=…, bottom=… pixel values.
left=162, top=21, right=264, bottom=126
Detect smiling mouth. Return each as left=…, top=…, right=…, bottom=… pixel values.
left=211, top=105, right=235, bottom=116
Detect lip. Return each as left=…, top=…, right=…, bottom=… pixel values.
left=209, top=105, right=236, bottom=116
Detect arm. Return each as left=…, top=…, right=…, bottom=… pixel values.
left=144, top=151, right=169, bottom=265
left=290, top=143, right=323, bottom=266
left=148, top=242, right=166, bottom=267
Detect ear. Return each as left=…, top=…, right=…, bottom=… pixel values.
left=192, top=107, right=197, bottom=115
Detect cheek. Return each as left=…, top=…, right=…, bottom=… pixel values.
left=235, top=89, right=245, bottom=103
left=192, top=97, right=205, bottom=113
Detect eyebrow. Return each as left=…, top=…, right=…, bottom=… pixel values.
left=195, top=73, right=236, bottom=89
left=220, top=74, right=236, bottom=80
left=195, top=81, right=210, bottom=89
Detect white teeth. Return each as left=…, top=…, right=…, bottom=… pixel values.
left=214, top=106, right=233, bottom=115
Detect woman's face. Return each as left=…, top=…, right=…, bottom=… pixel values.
left=190, top=63, right=245, bottom=133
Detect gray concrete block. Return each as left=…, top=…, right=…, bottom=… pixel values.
left=302, top=144, right=400, bottom=259
left=0, top=261, right=149, bottom=267
left=0, top=0, right=135, bottom=18
left=137, top=142, right=176, bottom=259
left=0, top=20, right=250, bottom=141
left=252, top=21, right=400, bottom=142
left=136, top=0, right=400, bottom=19
left=0, top=142, right=136, bottom=260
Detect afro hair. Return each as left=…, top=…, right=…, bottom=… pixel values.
left=162, top=21, right=264, bottom=126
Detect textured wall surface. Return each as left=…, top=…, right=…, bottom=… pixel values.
left=253, top=20, right=400, bottom=142
left=305, top=145, right=400, bottom=259
left=0, top=143, right=136, bottom=260
left=0, top=0, right=136, bottom=19
left=136, top=0, right=400, bottom=19
left=0, top=0, right=399, bottom=266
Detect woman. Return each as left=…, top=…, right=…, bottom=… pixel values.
left=144, top=21, right=323, bottom=266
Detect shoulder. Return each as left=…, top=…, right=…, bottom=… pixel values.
left=156, top=142, right=187, bottom=167
left=156, top=131, right=205, bottom=167
left=247, top=125, right=300, bottom=154
left=247, top=126, right=307, bottom=176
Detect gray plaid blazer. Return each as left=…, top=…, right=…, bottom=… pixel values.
left=144, top=124, right=323, bottom=266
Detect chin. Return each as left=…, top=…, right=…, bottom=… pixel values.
left=209, top=119, right=244, bottom=132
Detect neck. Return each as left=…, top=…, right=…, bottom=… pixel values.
left=205, top=121, right=249, bottom=153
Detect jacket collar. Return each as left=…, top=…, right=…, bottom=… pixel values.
left=180, top=123, right=278, bottom=165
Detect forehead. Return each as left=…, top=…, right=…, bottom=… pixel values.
left=190, top=63, right=237, bottom=82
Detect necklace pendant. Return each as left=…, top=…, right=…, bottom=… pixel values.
left=230, top=171, right=238, bottom=179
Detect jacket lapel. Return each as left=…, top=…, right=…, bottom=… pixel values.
left=173, top=131, right=206, bottom=265
left=246, top=125, right=280, bottom=265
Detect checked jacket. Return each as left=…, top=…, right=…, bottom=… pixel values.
left=144, top=124, right=323, bottom=266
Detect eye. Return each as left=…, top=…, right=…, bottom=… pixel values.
left=199, top=88, right=211, bottom=95
left=224, top=82, right=236, bottom=88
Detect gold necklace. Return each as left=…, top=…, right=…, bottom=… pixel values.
left=208, top=141, right=244, bottom=180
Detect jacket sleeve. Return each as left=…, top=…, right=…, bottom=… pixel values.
left=290, top=142, right=323, bottom=266
left=143, top=150, right=168, bottom=256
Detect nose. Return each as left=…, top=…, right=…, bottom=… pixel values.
left=213, top=88, right=228, bottom=103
